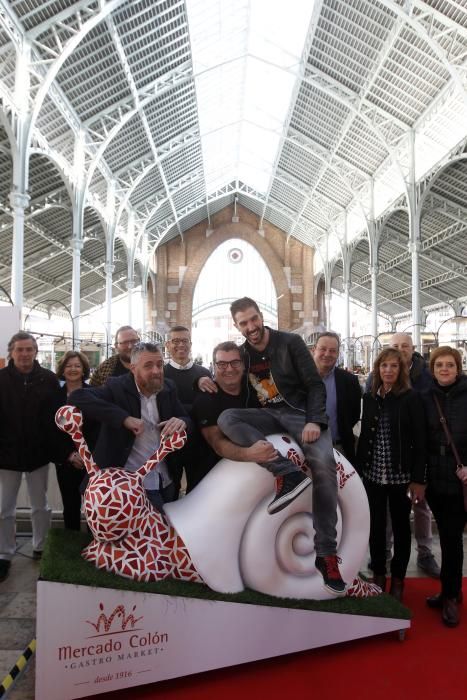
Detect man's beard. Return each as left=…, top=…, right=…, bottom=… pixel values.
left=246, top=326, right=264, bottom=344
left=140, top=377, right=162, bottom=394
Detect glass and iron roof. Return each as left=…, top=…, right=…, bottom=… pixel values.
left=0, top=0, right=467, bottom=319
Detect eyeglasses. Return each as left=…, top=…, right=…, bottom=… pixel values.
left=170, top=339, right=190, bottom=346
left=215, top=360, right=242, bottom=370
left=117, top=338, right=140, bottom=347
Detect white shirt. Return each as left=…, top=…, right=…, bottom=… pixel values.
left=123, top=386, right=171, bottom=491
left=167, top=359, right=194, bottom=370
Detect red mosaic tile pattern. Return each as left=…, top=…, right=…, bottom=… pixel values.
left=346, top=576, right=381, bottom=597
left=55, top=405, right=202, bottom=584
left=336, top=460, right=356, bottom=489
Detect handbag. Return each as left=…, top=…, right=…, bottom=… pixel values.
left=433, top=394, right=467, bottom=510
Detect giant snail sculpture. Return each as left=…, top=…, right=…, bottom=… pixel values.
left=55, top=405, right=380, bottom=600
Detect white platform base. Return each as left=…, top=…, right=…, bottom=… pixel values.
left=35, top=580, right=409, bottom=700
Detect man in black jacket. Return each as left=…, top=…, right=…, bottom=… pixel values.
left=311, top=332, right=361, bottom=463
left=217, top=298, right=346, bottom=595
left=69, top=342, right=192, bottom=513
left=164, top=325, right=211, bottom=494
left=0, top=332, right=59, bottom=581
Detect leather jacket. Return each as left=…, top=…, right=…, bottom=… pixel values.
left=240, top=327, right=328, bottom=426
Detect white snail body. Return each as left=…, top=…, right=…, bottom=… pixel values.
left=165, top=434, right=370, bottom=601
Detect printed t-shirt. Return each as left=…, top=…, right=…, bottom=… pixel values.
left=245, top=344, right=285, bottom=408
left=191, top=385, right=252, bottom=470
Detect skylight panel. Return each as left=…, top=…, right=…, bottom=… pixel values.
left=187, top=0, right=316, bottom=197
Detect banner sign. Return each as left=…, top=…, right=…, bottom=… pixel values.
left=35, top=581, right=409, bottom=700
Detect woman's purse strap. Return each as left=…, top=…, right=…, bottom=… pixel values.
left=433, top=393, right=463, bottom=466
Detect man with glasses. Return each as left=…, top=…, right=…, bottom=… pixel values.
left=164, top=326, right=211, bottom=412
left=164, top=326, right=211, bottom=493
left=90, top=326, right=140, bottom=387
left=70, top=342, right=191, bottom=512
left=191, top=342, right=277, bottom=486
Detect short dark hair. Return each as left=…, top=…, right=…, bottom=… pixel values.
left=56, top=351, right=90, bottom=380
left=371, top=348, right=410, bottom=397
left=114, top=326, right=138, bottom=344
left=230, top=297, right=261, bottom=320
left=430, top=346, right=462, bottom=376
left=130, top=341, right=162, bottom=363
left=315, top=332, right=341, bottom=350
left=7, top=331, right=38, bottom=357
left=168, top=325, right=190, bottom=335
left=212, top=341, right=242, bottom=366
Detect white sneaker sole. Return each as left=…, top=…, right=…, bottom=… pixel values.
left=322, top=581, right=348, bottom=597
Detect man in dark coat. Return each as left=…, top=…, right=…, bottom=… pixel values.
left=70, top=342, right=192, bottom=513
left=164, top=325, right=211, bottom=494
left=0, top=332, right=59, bottom=581
left=311, top=332, right=361, bottom=463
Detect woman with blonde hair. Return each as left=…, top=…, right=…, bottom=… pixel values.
left=356, top=348, right=426, bottom=602
left=422, top=346, right=467, bottom=627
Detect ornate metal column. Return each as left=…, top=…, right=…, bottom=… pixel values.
left=10, top=41, right=31, bottom=313
left=408, top=130, right=422, bottom=351
left=10, top=191, right=30, bottom=310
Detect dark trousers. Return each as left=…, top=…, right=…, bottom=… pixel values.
left=426, top=488, right=465, bottom=599
left=364, top=479, right=412, bottom=579
left=145, top=482, right=177, bottom=513
left=55, top=462, right=84, bottom=531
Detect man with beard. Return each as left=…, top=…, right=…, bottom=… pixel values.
left=70, top=342, right=191, bottom=512
left=217, top=297, right=346, bottom=596
left=90, top=326, right=140, bottom=386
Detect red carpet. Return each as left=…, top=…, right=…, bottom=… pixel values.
left=84, top=578, right=467, bottom=700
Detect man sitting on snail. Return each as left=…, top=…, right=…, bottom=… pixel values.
left=192, top=341, right=278, bottom=481
left=215, top=297, right=347, bottom=596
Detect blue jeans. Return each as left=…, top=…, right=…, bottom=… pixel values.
left=217, top=406, right=338, bottom=556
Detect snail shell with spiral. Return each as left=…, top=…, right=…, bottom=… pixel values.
left=165, top=433, right=370, bottom=601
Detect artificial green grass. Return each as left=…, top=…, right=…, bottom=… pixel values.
left=40, top=528, right=410, bottom=620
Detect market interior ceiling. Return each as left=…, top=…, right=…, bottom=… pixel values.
left=0, top=0, right=466, bottom=322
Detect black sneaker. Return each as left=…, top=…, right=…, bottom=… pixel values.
left=0, top=560, right=10, bottom=583
left=267, top=471, right=312, bottom=514
left=32, top=550, right=42, bottom=561
left=315, top=555, right=347, bottom=596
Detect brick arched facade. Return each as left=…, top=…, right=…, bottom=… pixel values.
left=151, top=204, right=316, bottom=334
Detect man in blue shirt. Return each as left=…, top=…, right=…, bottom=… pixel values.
left=311, top=332, right=361, bottom=463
